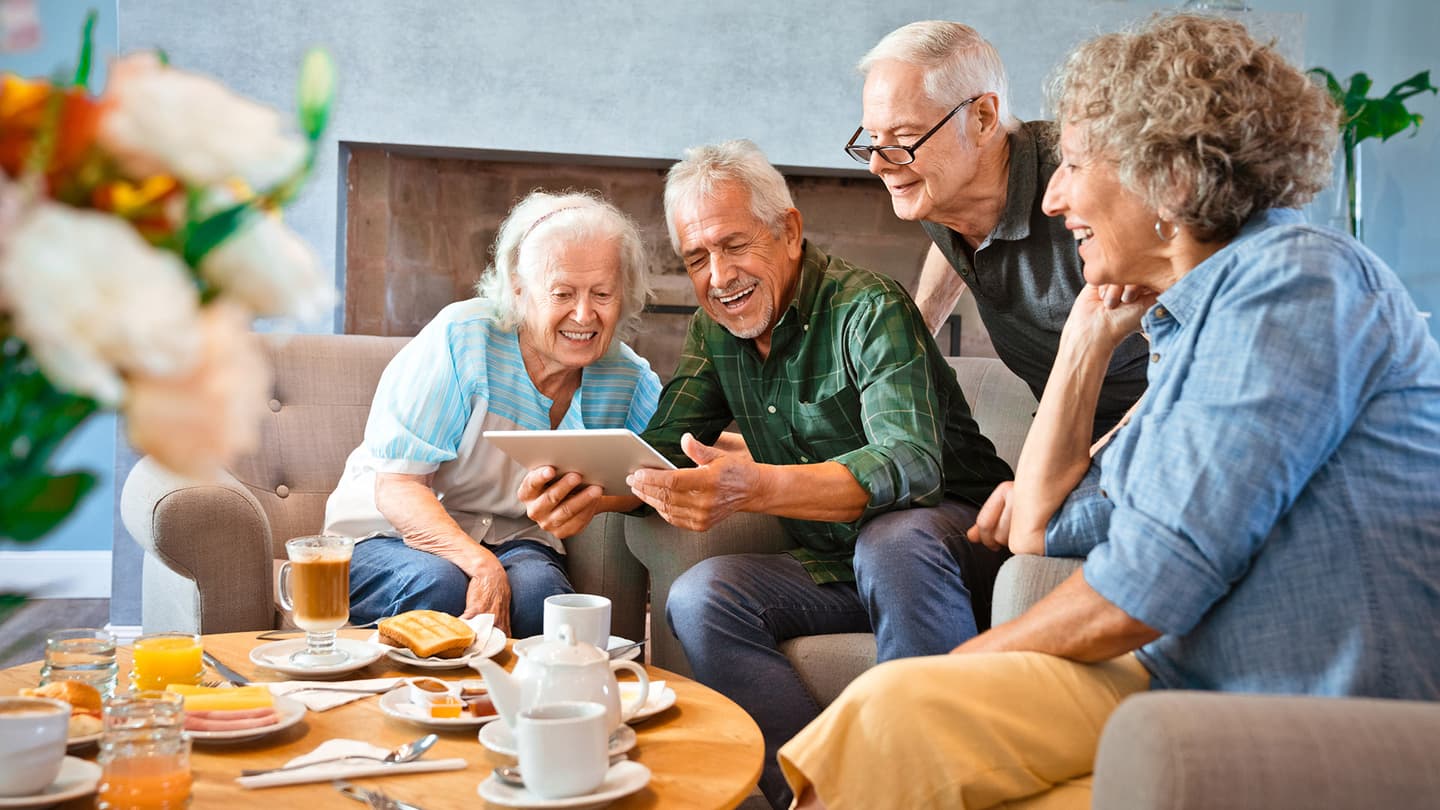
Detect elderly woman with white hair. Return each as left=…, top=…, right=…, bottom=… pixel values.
left=323, top=190, right=660, bottom=636
left=781, top=14, right=1440, bottom=809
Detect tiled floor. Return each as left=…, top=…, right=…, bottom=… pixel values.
left=0, top=598, right=109, bottom=669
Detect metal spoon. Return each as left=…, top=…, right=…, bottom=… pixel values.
left=492, top=754, right=627, bottom=789
left=241, top=733, right=438, bottom=777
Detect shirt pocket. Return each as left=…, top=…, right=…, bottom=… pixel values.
left=792, top=388, right=865, bottom=462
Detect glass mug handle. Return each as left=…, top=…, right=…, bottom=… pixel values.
left=277, top=561, right=294, bottom=612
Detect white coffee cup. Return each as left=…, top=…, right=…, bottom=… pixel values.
left=0, top=697, right=69, bottom=796
left=516, top=701, right=608, bottom=799
left=543, top=594, right=611, bottom=649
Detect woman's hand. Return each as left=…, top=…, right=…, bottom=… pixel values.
left=462, top=548, right=511, bottom=635
left=1065, top=283, right=1158, bottom=353
left=519, top=466, right=605, bottom=539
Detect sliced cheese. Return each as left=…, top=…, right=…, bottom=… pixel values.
left=166, top=684, right=274, bottom=712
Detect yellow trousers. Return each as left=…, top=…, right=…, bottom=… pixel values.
left=778, top=652, right=1151, bottom=810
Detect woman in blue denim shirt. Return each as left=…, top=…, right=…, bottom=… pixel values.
left=779, top=14, right=1440, bottom=810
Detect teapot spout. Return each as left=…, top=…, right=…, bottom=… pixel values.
left=471, top=656, right=520, bottom=729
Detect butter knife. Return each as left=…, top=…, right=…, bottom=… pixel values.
left=202, top=651, right=251, bottom=686
left=334, top=780, right=426, bottom=810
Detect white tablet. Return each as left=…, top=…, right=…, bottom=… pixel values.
left=483, top=429, right=677, bottom=494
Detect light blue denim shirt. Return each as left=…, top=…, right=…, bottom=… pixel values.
left=1047, top=209, right=1440, bottom=700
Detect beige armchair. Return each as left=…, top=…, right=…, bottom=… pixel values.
left=624, top=356, right=1037, bottom=689
left=120, top=334, right=647, bottom=640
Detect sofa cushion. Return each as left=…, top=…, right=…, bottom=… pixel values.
left=781, top=633, right=878, bottom=708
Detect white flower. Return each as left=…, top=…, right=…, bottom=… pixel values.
left=98, top=53, right=307, bottom=190
left=125, top=302, right=271, bottom=480
left=0, top=200, right=201, bottom=405
left=200, top=213, right=335, bottom=322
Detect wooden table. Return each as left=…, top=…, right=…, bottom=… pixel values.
left=0, top=630, right=763, bottom=810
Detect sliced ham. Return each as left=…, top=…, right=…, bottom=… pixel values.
left=184, top=708, right=279, bottom=731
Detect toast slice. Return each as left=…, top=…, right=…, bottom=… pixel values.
left=377, top=610, right=476, bottom=658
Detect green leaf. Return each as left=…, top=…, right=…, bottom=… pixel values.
left=1345, top=72, right=1373, bottom=106
left=0, top=472, right=97, bottom=543
left=181, top=201, right=256, bottom=267
left=73, top=10, right=97, bottom=89
left=1385, top=70, right=1437, bottom=103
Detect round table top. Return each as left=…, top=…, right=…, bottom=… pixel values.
left=0, top=629, right=763, bottom=810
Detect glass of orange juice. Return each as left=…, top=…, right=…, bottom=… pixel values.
left=129, top=633, right=203, bottom=691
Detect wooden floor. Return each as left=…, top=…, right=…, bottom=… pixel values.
left=0, top=598, right=110, bottom=669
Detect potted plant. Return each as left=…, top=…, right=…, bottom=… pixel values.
left=1308, top=67, right=1436, bottom=240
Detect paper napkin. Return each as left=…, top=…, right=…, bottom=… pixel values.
left=236, top=738, right=466, bottom=789
left=266, top=678, right=402, bottom=711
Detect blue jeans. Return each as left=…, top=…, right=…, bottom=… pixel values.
left=666, top=500, right=1003, bottom=809
left=349, top=536, right=573, bottom=638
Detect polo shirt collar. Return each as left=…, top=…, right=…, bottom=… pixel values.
left=991, top=124, right=1038, bottom=243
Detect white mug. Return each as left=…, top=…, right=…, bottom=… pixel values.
left=543, top=594, right=611, bottom=649
left=0, top=697, right=69, bottom=796
left=516, top=701, right=608, bottom=799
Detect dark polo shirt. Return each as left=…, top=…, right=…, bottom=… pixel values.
left=921, top=120, right=1148, bottom=439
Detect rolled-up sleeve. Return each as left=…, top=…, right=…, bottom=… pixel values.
left=365, top=319, right=473, bottom=474
left=1045, top=462, right=1112, bottom=558
left=1080, top=232, right=1378, bottom=635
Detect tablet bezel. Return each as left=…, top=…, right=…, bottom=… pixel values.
left=482, top=428, right=677, bottom=494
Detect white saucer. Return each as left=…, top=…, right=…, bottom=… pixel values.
left=377, top=687, right=498, bottom=729
left=619, top=680, right=677, bottom=723
left=248, top=638, right=385, bottom=678
left=0, top=757, right=102, bottom=809
left=479, top=720, right=636, bottom=758
left=477, top=759, right=650, bottom=809
left=512, top=635, right=642, bottom=663
left=187, top=695, right=306, bottom=744
left=370, top=625, right=506, bottom=670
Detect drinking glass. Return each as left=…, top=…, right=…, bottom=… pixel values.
left=41, top=627, right=118, bottom=698
left=277, top=535, right=355, bottom=666
left=97, top=691, right=190, bottom=810
left=129, top=633, right=202, bottom=692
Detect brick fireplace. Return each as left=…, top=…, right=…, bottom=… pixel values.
left=341, top=144, right=994, bottom=380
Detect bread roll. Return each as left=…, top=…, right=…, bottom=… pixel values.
left=377, top=610, right=475, bottom=658
left=21, top=680, right=103, bottom=715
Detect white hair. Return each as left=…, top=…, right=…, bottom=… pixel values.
left=859, top=20, right=1020, bottom=132
left=476, top=189, right=651, bottom=342
left=663, top=139, right=795, bottom=253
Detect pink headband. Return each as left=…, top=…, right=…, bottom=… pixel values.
left=519, top=206, right=584, bottom=246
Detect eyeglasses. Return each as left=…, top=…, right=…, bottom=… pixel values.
left=844, top=95, right=981, bottom=166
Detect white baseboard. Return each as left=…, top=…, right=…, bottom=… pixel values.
left=105, top=624, right=142, bottom=645
left=0, top=550, right=112, bottom=598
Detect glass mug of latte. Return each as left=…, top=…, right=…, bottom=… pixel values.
left=277, top=535, right=354, bottom=666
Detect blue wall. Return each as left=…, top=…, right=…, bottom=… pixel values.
left=0, top=1, right=118, bottom=553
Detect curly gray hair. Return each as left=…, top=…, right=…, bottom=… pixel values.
left=1047, top=14, right=1338, bottom=242
left=476, top=189, right=651, bottom=343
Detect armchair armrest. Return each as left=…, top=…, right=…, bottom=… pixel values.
left=120, top=457, right=274, bottom=634
left=561, top=512, right=647, bottom=643
left=991, top=555, right=1083, bottom=625
left=1094, top=691, right=1440, bottom=809
left=625, top=511, right=794, bottom=675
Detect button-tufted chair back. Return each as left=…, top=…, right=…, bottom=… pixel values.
left=232, top=334, right=410, bottom=561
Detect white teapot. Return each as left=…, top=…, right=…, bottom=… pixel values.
left=473, top=624, right=649, bottom=733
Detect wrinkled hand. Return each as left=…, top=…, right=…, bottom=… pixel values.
left=966, top=480, right=1014, bottom=552
left=463, top=552, right=511, bottom=636
left=1065, top=283, right=1158, bottom=352
left=627, top=433, right=759, bottom=532
left=519, top=466, right=604, bottom=539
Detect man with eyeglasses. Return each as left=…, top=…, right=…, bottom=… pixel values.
left=854, top=21, right=1148, bottom=440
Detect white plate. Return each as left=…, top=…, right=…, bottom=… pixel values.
left=65, top=731, right=101, bottom=751
left=0, top=757, right=101, bottom=809
left=248, top=638, right=386, bottom=678
left=511, top=635, right=642, bottom=663
left=377, top=687, right=498, bottom=729
left=619, top=680, right=676, bottom=723
left=186, top=695, right=306, bottom=744
left=477, top=759, right=650, bottom=809
left=370, top=625, right=506, bottom=670
left=479, top=719, right=636, bottom=758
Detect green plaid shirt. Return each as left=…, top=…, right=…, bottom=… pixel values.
left=642, top=242, right=1012, bottom=584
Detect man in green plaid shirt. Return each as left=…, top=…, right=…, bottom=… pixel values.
left=520, top=140, right=1012, bottom=809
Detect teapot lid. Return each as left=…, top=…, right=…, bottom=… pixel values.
left=526, top=625, right=606, bottom=666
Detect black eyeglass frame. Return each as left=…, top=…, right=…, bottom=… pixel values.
left=845, top=95, right=982, bottom=165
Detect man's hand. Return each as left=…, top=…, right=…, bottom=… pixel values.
left=627, top=433, right=761, bottom=531
left=462, top=550, right=511, bottom=635
left=966, top=480, right=1014, bottom=552
left=519, top=466, right=604, bottom=539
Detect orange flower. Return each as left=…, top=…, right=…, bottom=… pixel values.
left=91, top=174, right=183, bottom=240
left=0, top=73, right=106, bottom=193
